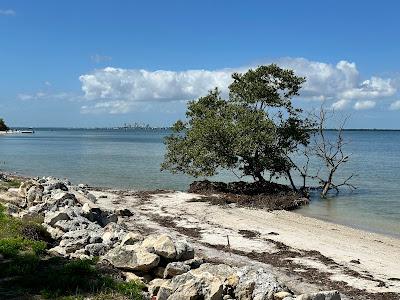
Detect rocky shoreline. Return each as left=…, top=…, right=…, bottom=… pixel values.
left=0, top=175, right=343, bottom=300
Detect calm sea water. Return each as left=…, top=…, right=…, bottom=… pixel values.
left=0, top=129, right=399, bottom=237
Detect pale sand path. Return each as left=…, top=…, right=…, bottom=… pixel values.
left=92, top=189, right=400, bottom=299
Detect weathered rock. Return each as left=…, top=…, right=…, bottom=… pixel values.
left=121, top=232, right=143, bottom=246
left=148, top=278, right=171, bottom=296
left=142, top=234, right=177, bottom=259
left=123, top=271, right=146, bottom=285
left=235, top=267, right=290, bottom=300
left=157, top=285, right=173, bottom=300
left=164, top=262, right=191, bottom=278
left=48, top=245, right=67, bottom=256
left=175, top=238, right=195, bottom=261
left=26, top=185, right=44, bottom=205
left=274, top=291, right=293, bottom=299
left=102, top=222, right=126, bottom=245
left=169, top=271, right=224, bottom=300
left=296, top=291, right=340, bottom=300
left=45, top=225, right=64, bottom=240
left=85, top=243, right=108, bottom=256
left=104, top=245, right=160, bottom=272
left=18, top=181, right=35, bottom=197
left=44, top=211, right=70, bottom=226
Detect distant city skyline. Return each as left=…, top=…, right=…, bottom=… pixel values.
left=1, top=0, right=400, bottom=128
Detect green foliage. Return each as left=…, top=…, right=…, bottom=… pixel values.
left=162, top=64, right=313, bottom=185
left=0, top=178, right=22, bottom=191
left=0, top=204, right=144, bottom=299
left=0, top=118, right=9, bottom=131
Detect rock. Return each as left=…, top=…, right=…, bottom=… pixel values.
left=48, top=246, right=67, bottom=256
left=85, top=243, right=108, bottom=256
left=26, top=185, right=44, bottom=205
left=175, top=239, right=195, bottom=261
left=148, top=278, right=171, bottom=296
left=235, top=267, right=290, bottom=300
left=2, top=191, right=26, bottom=208
left=123, top=272, right=147, bottom=285
left=296, top=291, right=341, bottom=300
left=191, top=263, right=236, bottom=281
left=116, top=208, right=134, bottom=217
left=274, top=291, right=293, bottom=299
left=44, top=180, right=68, bottom=193
left=45, top=225, right=64, bottom=240
left=121, top=232, right=143, bottom=246
left=86, top=193, right=97, bottom=203
left=104, top=245, right=160, bottom=272
left=142, top=234, right=177, bottom=259
left=18, top=181, right=35, bottom=197
left=99, top=212, right=118, bottom=226
left=102, top=222, right=126, bottom=245
left=157, top=285, right=173, bottom=300
left=164, top=262, right=191, bottom=278
left=184, top=257, right=204, bottom=269
left=44, top=211, right=70, bottom=226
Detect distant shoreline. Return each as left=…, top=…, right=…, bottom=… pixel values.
left=3, top=127, right=400, bottom=132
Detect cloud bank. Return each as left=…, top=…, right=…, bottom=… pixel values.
left=76, top=58, right=397, bottom=113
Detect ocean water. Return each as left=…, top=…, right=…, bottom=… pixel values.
left=0, top=129, right=399, bottom=237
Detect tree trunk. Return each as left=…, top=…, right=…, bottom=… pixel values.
left=286, top=171, right=298, bottom=192
left=321, top=171, right=334, bottom=197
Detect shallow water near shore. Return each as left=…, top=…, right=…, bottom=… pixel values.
left=0, top=128, right=399, bottom=237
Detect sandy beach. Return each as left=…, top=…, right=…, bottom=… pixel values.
left=89, top=189, right=400, bottom=299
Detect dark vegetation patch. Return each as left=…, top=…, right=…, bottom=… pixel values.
left=188, top=180, right=309, bottom=210
left=0, top=204, right=145, bottom=300
left=238, top=229, right=260, bottom=239
left=146, top=213, right=202, bottom=239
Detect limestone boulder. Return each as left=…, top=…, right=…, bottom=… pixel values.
left=164, top=261, right=191, bottom=278
left=235, top=266, right=290, bottom=300
left=44, top=211, right=70, bottom=227
left=296, top=291, right=340, bottom=300
left=104, top=245, right=160, bottom=272
left=26, top=185, right=44, bottom=205
left=142, top=234, right=177, bottom=259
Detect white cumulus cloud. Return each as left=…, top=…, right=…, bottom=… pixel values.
left=389, top=100, right=400, bottom=110
left=75, top=58, right=397, bottom=113
left=331, top=99, right=350, bottom=110
left=354, top=100, right=376, bottom=110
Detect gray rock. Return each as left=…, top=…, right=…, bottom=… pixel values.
left=142, top=234, right=177, bottom=259
left=296, top=291, right=340, bottom=300
left=44, top=211, right=70, bottom=226
left=121, top=232, right=143, bottom=246
left=175, top=239, right=195, bottom=261
left=104, top=245, right=160, bottom=272
left=164, top=262, right=191, bottom=278
left=85, top=243, right=108, bottom=256
left=26, top=185, right=44, bottom=205
left=235, top=266, right=290, bottom=300
left=18, top=181, right=36, bottom=197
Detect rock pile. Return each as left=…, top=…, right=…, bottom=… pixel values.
left=1, top=176, right=341, bottom=300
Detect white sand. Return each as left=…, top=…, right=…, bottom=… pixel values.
left=93, top=190, right=400, bottom=296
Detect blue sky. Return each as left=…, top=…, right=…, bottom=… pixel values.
left=1, top=0, right=400, bottom=128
